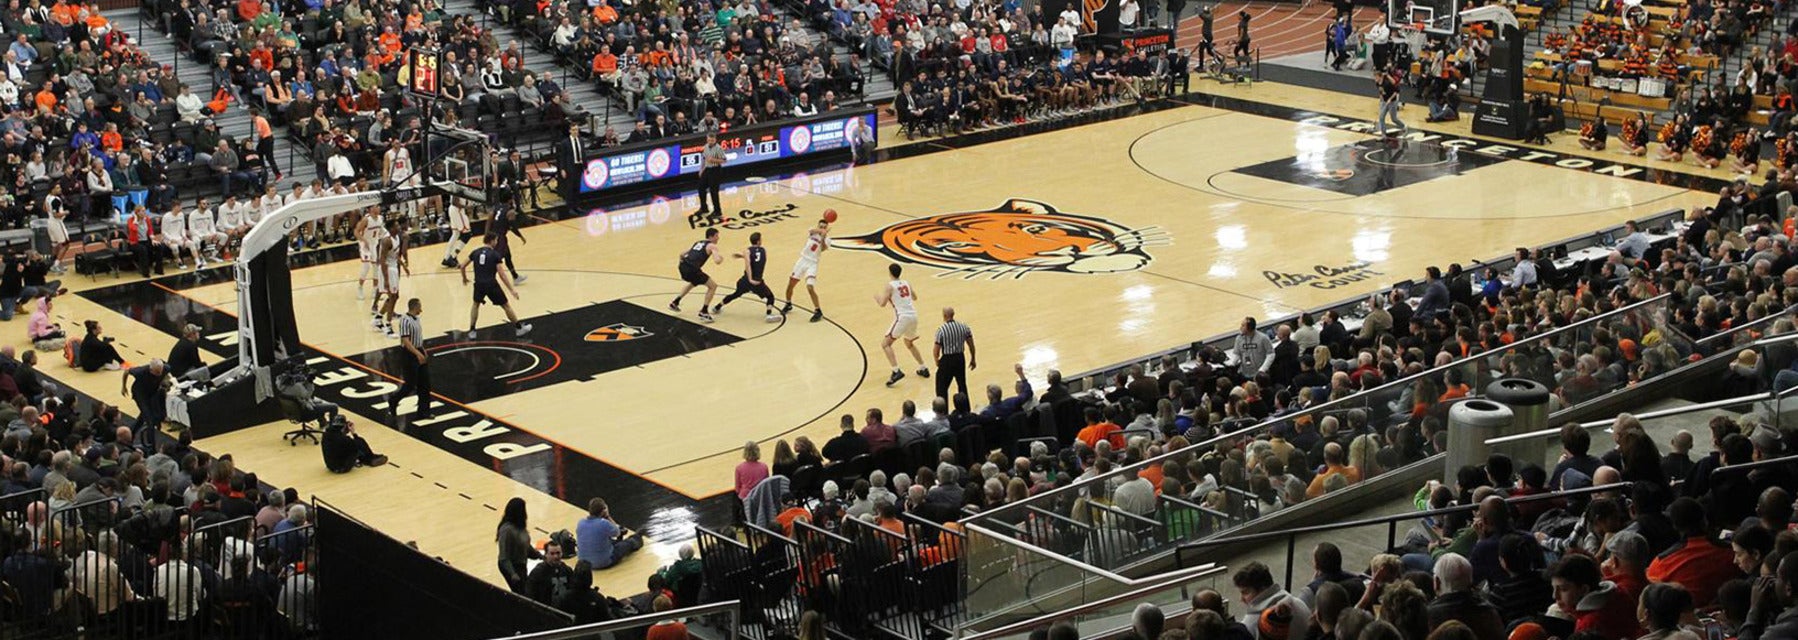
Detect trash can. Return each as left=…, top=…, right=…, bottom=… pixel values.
left=1485, top=378, right=1552, bottom=470
left=1446, top=399, right=1514, bottom=485
left=28, top=218, right=51, bottom=255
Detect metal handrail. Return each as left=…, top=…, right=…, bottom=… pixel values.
left=744, top=521, right=799, bottom=546
left=1710, top=451, right=1798, bottom=477
left=793, top=518, right=853, bottom=545
left=49, top=495, right=125, bottom=522
left=843, top=513, right=910, bottom=542
left=957, top=565, right=1228, bottom=640
left=963, top=520, right=1222, bottom=587
left=1162, top=494, right=1236, bottom=523
left=970, top=293, right=1672, bottom=525
left=903, top=512, right=967, bottom=538
left=1485, top=392, right=1774, bottom=445
left=1698, top=313, right=1783, bottom=346
left=1086, top=502, right=1161, bottom=528
left=1170, top=481, right=1630, bottom=586
left=1484, top=329, right=1798, bottom=445
left=496, top=600, right=742, bottom=640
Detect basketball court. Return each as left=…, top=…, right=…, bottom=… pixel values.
left=36, top=80, right=1728, bottom=595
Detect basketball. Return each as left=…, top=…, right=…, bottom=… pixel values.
left=822, top=209, right=839, bottom=223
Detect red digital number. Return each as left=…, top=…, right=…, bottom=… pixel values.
left=898, top=285, right=912, bottom=297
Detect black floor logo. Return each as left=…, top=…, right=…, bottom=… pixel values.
left=1232, top=138, right=1503, bottom=196
left=348, top=300, right=739, bottom=403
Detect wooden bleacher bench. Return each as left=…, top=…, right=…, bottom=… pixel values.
left=1550, top=99, right=1659, bottom=126
left=1522, top=77, right=1674, bottom=110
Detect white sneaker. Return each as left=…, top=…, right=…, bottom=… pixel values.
left=357, top=289, right=366, bottom=300
left=103, top=363, right=121, bottom=371
left=765, top=312, right=780, bottom=323
left=384, top=328, right=399, bottom=338
left=515, top=323, right=534, bottom=336
left=513, top=273, right=528, bottom=284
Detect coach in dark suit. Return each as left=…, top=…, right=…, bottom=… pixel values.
left=555, top=122, right=584, bottom=202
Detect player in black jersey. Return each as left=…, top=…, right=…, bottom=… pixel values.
left=670, top=228, right=722, bottom=323
left=459, top=234, right=533, bottom=338
left=713, top=232, right=779, bottom=322
left=490, top=205, right=527, bottom=283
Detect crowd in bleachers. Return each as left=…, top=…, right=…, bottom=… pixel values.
left=1032, top=408, right=1798, bottom=640
left=727, top=201, right=1784, bottom=527
left=476, top=0, right=869, bottom=142
left=676, top=192, right=1798, bottom=639
left=683, top=189, right=1798, bottom=640
left=0, top=0, right=282, bottom=231
left=0, top=362, right=322, bottom=636
left=790, top=0, right=1190, bottom=136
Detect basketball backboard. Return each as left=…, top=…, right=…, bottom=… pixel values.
left=1388, top=0, right=1460, bottom=35
left=424, top=122, right=491, bottom=203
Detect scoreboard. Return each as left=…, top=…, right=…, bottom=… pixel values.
left=577, top=109, right=878, bottom=195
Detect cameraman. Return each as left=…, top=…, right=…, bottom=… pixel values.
left=321, top=417, right=388, bottom=472
left=119, top=359, right=168, bottom=438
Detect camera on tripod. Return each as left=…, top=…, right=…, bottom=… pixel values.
left=276, top=359, right=339, bottom=445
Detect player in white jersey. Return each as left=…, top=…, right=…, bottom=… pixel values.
left=215, top=195, right=247, bottom=249
left=374, top=218, right=408, bottom=336
left=384, top=140, right=421, bottom=217
left=253, top=183, right=282, bottom=226
left=354, top=208, right=385, bottom=300
left=160, top=207, right=199, bottom=269
left=42, top=183, right=70, bottom=273
left=440, top=197, right=474, bottom=268
left=876, top=263, right=930, bottom=387
left=186, top=199, right=227, bottom=264
left=782, top=216, right=830, bottom=323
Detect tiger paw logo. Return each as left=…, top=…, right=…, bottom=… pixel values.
left=830, top=199, right=1168, bottom=279
left=585, top=323, right=654, bottom=342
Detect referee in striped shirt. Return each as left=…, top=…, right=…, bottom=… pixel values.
left=933, top=307, right=976, bottom=402
left=387, top=298, right=433, bottom=422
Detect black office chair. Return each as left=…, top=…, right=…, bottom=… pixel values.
left=278, top=395, right=327, bottom=446
left=276, top=365, right=334, bottom=446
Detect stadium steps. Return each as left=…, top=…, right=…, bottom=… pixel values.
left=760, top=6, right=897, bottom=105
left=107, top=9, right=320, bottom=190
left=441, top=0, right=633, bottom=134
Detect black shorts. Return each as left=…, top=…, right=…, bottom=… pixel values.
left=473, top=280, right=507, bottom=306
left=679, top=262, right=709, bottom=286
left=735, top=277, right=775, bottom=301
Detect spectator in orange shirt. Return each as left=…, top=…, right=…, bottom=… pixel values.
left=875, top=502, right=906, bottom=537
left=591, top=50, right=620, bottom=85
left=1076, top=406, right=1124, bottom=450
left=1305, top=443, right=1361, bottom=499
left=773, top=493, right=810, bottom=537
left=99, top=123, right=123, bottom=152
left=378, top=29, right=402, bottom=64
left=83, top=8, right=108, bottom=34
left=34, top=82, right=57, bottom=113
left=1438, top=367, right=1471, bottom=402
left=592, top=3, right=617, bottom=23
left=236, top=0, right=262, bottom=23
left=50, top=0, right=77, bottom=26
left=642, top=597, right=687, bottom=640
left=1647, top=497, right=1743, bottom=607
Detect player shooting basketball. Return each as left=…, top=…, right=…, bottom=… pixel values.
left=783, top=209, right=837, bottom=323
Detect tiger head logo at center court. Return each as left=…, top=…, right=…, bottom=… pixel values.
left=830, top=199, right=1168, bottom=279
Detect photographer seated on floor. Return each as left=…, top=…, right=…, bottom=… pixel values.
left=321, top=415, right=388, bottom=472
